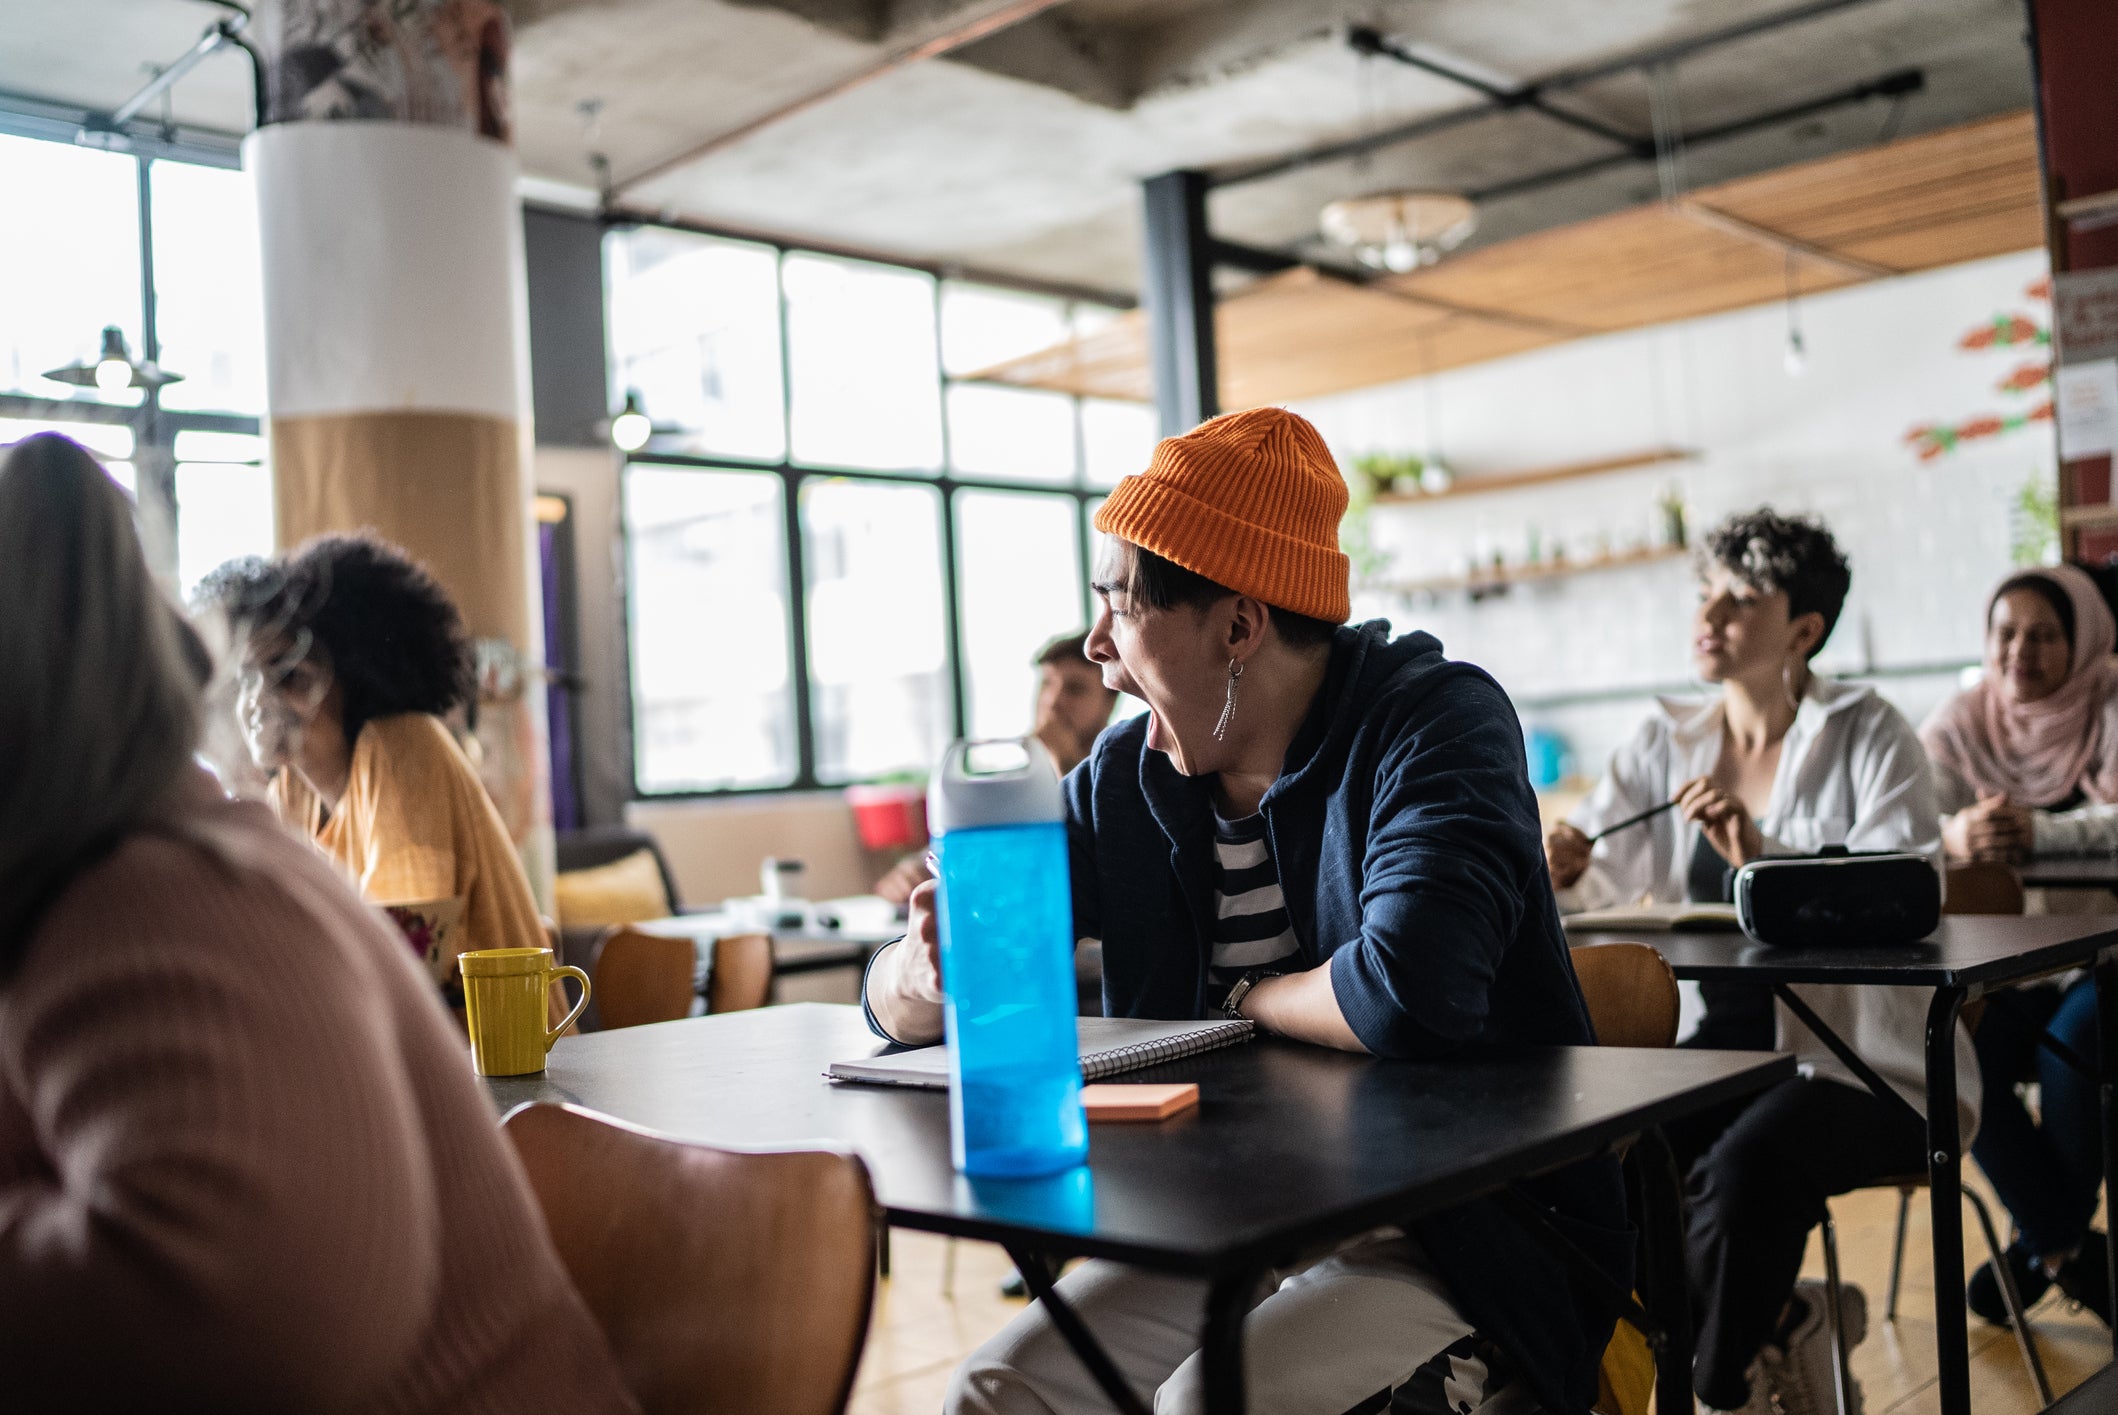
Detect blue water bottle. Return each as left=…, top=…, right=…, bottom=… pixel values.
left=929, top=738, right=1088, bottom=1177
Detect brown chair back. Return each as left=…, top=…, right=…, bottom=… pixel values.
left=707, top=932, right=774, bottom=1014
left=505, top=1104, right=876, bottom=1415
left=1945, top=862, right=2026, bottom=916
left=594, top=927, right=698, bottom=1030
left=1569, top=941, right=1680, bottom=1048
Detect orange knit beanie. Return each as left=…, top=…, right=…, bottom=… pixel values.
left=1093, top=406, right=1351, bottom=623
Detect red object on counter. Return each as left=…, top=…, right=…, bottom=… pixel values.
left=846, top=784, right=928, bottom=851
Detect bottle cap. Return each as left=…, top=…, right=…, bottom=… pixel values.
left=928, top=737, right=1064, bottom=835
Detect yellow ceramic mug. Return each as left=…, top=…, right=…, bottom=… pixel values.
left=461, top=947, right=591, bottom=1076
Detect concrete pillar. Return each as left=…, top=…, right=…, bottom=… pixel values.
left=2030, top=0, right=2118, bottom=562
left=244, top=0, right=553, bottom=901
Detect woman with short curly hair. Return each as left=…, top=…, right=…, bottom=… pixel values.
left=1545, top=507, right=1968, bottom=1415
left=230, top=532, right=545, bottom=998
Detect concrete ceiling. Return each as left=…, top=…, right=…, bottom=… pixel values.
left=0, top=0, right=2037, bottom=298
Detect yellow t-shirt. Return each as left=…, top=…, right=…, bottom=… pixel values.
left=270, top=713, right=544, bottom=980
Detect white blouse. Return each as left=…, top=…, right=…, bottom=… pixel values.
left=1562, top=677, right=1978, bottom=1140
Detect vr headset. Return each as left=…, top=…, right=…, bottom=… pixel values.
left=1732, top=847, right=1941, bottom=948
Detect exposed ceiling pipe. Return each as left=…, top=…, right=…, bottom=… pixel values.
left=100, top=1, right=263, bottom=135
left=1345, top=25, right=1648, bottom=157
left=1214, top=0, right=1893, bottom=189
left=611, top=0, right=1070, bottom=198
left=1461, top=68, right=1922, bottom=205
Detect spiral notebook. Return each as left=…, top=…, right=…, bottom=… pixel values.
left=826, top=1017, right=1255, bottom=1090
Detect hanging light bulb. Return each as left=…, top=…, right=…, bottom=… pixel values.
left=1783, top=327, right=1808, bottom=378
left=1780, top=253, right=1808, bottom=378
left=610, top=389, right=652, bottom=453
left=94, top=327, right=134, bottom=392
left=44, top=325, right=182, bottom=394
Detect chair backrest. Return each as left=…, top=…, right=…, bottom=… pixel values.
left=707, top=932, right=774, bottom=1014
left=1568, top=942, right=1680, bottom=1048
left=1945, top=862, right=2025, bottom=916
left=505, top=1104, right=877, bottom=1415
left=594, top=927, right=699, bottom=1030
left=557, top=825, right=684, bottom=915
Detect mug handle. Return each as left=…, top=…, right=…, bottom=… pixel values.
left=545, top=965, right=592, bottom=1049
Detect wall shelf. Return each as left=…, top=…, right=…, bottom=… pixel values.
left=1378, top=543, right=1690, bottom=599
left=2061, top=503, right=2118, bottom=531
left=1372, top=446, right=1696, bottom=505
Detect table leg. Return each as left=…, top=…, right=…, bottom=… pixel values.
left=1001, top=1244, right=1152, bottom=1415
left=1199, top=1271, right=1256, bottom=1415
left=2096, top=952, right=2118, bottom=1359
left=1632, top=1128, right=1695, bottom=1415
left=1924, top=986, right=1971, bottom=1415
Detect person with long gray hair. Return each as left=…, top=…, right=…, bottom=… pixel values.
left=0, top=434, right=639, bottom=1412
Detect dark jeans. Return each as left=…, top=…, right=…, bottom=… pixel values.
left=1971, top=980, right=2104, bottom=1260
left=1683, top=978, right=1777, bottom=1052
left=1664, top=1077, right=1928, bottom=1410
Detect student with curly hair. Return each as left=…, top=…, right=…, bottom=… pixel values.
left=1544, top=508, right=1971, bottom=1415
left=228, top=533, right=546, bottom=998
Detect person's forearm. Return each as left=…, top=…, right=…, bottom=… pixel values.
left=1240, top=964, right=1368, bottom=1053
left=864, top=940, right=945, bottom=1045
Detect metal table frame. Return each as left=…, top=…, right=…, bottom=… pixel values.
left=485, top=1005, right=1788, bottom=1415
left=1636, top=920, right=2118, bottom=1415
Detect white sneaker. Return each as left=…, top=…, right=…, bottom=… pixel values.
left=1758, top=1279, right=1867, bottom=1415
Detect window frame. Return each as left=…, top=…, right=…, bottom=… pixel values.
left=0, top=130, right=259, bottom=579
left=617, top=234, right=1134, bottom=798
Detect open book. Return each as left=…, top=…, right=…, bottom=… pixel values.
left=1562, top=901, right=1740, bottom=933
left=827, top=1016, right=1254, bottom=1090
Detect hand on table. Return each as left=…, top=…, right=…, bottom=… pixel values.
left=868, top=879, right=947, bottom=1044
left=1943, top=794, right=2033, bottom=863
left=1676, top=776, right=1764, bottom=868
left=1545, top=821, right=1592, bottom=890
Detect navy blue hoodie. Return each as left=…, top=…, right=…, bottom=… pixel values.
left=1066, top=621, right=1630, bottom=1414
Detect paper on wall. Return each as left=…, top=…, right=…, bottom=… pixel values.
left=2056, top=358, right=2118, bottom=459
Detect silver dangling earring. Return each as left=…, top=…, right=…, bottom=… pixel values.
left=1782, top=657, right=1803, bottom=712
left=1212, top=659, right=1243, bottom=741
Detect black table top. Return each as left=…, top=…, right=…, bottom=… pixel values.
left=2019, top=856, right=2118, bottom=890
left=485, top=1003, right=1791, bottom=1276
left=1628, top=914, right=2118, bottom=987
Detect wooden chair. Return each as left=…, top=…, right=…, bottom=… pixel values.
left=505, top=1103, right=877, bottom=1415
left=706, top=931, right=774, bottom=1014
left=1945, top=861, right=2027, bottom=916
left=1568, top=940, right=1680, bottom=1048
left=594, top=927, right=699, bottom=1030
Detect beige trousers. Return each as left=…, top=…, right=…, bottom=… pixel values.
left=946, top=1233, right=1539, bottom=1415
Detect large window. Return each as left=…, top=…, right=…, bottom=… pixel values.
left=0, top=130, right=271, bottom=592
left=613, top=229, right=1147, bottom=793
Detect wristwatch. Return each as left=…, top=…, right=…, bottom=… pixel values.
left=1221, top=969, right=1269, bottom=1020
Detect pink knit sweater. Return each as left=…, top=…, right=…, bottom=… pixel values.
left=0, top=772, right=640, bottom=1413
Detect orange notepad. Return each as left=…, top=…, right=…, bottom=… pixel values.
left=1081, top=1083, right=1199, bottom=1122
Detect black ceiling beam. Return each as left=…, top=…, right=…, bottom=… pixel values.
left=1346, top=24, right=1650, bottom=158
left=1212, top=0, right=1891, bottom=189
left=1463, top=67, right=1922, bottom=206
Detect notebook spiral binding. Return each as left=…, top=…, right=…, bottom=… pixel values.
left=1081, top=1020, right=1254, bottom=1080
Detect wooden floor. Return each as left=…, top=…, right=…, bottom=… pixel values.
left=848, top=1176, right=2112, bottom=1414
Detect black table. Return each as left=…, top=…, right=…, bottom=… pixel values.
left=487, top=1002, right=1791, bottom=1415
left=2020, top=856, right=2118, bottom=892
left=1637, top=916, right=2118, bottom=1415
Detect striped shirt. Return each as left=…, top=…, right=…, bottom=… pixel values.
left=1209, top=810, right=1305, bottom=994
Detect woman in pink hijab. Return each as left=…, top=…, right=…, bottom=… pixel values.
left=1924, top=563, right=2118, bottom=859
left=1918, top=562, right=2115, bottom=1330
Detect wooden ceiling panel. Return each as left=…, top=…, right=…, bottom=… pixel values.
left=970, top=111, right=2045, bottom=408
